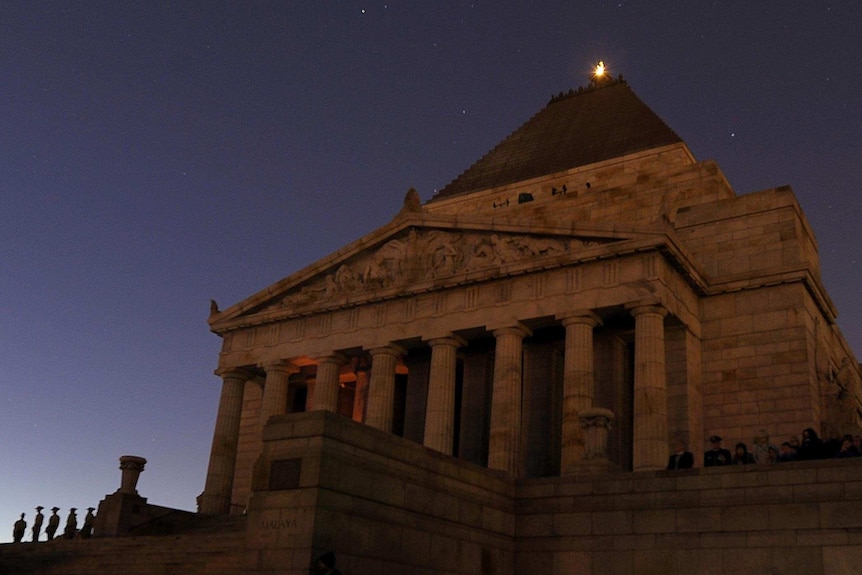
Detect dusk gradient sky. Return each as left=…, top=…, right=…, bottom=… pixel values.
left=2, top=2, right=860, bottom=540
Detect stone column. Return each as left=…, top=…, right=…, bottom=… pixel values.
left=311, top=353, right=348, bottom=412
left=199, top=368, right=251, bottom=515
left=365, top=345, right=405, bottom=432
left=424, top=336, right=466, bottom=455
left=259, top=361, right=297, bottom=427
left=559, top=312, right=602, bottom=474
left=488, top=325, right=531, bottom=475
left=118, top=456, right=147, bottom=494
left=630, top=304, right=669, bottom=471
left=352, top=356, right=371, bottom=422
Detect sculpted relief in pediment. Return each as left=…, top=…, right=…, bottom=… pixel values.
left=268, top=229, right=615, bottom=312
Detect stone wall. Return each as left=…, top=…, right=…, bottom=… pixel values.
left=245, top=411, right=516, bottom=575
left=245, top=411, right=862, bottom=575
left=515, top=458, right=862, bottom=575
left=0, top=516, right=246, bottom=575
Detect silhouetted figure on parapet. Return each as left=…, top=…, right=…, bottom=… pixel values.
left=80, top=508, right=95, bottom=538
left=798, top=428, right=825, bottom=460
left=704, top=435, right=732, bottom=467
left=667, top=440, right=694, bottom=469
left=32, top=507, right=44, bottom=542
left=13, top=513, right=26, bottom=543
left=732, top=442, right=756, bottom=465
left=778, top=442, right=797, bottom=462
left=751, top=429, right=777, bottom=465
left=834, top=435, right=860, bottom=459
left=63, top=508, right=77, bottom=539
left=45, top=507, right=60, bottom=540
left=315, top=551, right=342, bottom=575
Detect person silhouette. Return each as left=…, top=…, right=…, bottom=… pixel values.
left=315, top=551, right=342, bottom=575
left=80, top=508, right=96, bottom=538
left=32, top=507, right=44, bottom=542
left=63, top=508, right=77, bottom=539
left=45, top=507, right=60, bottom=540
left=13, top=513, right=26, bottom=543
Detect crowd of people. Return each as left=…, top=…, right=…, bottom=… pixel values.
left=667, top=428, right=862, bottom=469
left=11, top=506, right=95, bottom=543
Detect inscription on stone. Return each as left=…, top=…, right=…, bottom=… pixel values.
left=260, top=517, right=298, bottom=531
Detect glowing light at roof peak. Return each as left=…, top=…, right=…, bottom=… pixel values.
left=595, top=61, right=606, bottom=76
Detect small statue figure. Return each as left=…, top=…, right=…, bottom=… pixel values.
left=45, top=507, right=60, bottom=540
left=63, top=508, right=77, bottom=539
left=32, top=506, right=44, bottom=542
left=13, top=513, right=26, bottom=543
left=80, top=508, right=96, bottom=538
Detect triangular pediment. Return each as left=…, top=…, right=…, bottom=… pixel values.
left=209, top=214, right=674, bottom=330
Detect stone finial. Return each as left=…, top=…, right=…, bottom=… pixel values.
left=118, top=455, right=147, bottom=494
left=399, top=187, right=423, bottom=215
left=209, top=299, right=219, bottom=316
left=578, top=407, right=615, bottom=460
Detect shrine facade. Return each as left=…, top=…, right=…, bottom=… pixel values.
left=199, top=77, right=862, bottom=518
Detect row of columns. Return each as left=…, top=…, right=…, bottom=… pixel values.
left=199, top=303, right=671, bottom=515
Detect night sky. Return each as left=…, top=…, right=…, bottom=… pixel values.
left=2, top=2, right=860, bottom=540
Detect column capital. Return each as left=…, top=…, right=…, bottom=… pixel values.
left=368, top=344, right=407, bottom=358
left=426, top=335, right=467, bottom=348
left=627, top=300, right=668, bottom=319
left=260, top=360, right=299, bottom=375
left=214, top=367, right=254, bottom=380
left=314, top=352, right=349, bottom=366
left=491, top=324, right=532, bottom=339
left=558, top=311, right=603, bottom=328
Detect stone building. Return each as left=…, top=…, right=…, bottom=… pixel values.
left=200, top=73, right=862, bottom=517
left=4, top=74, right=862, bottom=575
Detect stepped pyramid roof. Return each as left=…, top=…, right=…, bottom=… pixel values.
left=431, top=77, right=683, bottom=201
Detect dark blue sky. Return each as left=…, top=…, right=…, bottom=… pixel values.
left=2, top=2, right=860, bottom=538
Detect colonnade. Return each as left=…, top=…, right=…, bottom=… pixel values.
left=198, top=302, right=674, bottom=515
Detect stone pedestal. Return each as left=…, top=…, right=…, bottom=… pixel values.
left=93, top=455, right=149, bottom=537
left=118, top=455, right=147, bottom=494
left=566, top=408, right=616, bottom=475
left=579, top=408, right=614, bottom=460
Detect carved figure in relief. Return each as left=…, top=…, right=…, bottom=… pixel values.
left=526, top=237, right=566, bottom=256
left=426, top=231, right=463, bottom=277
left=334, top=264, right=359, bottom=292
left=364, top=238, right=407, bottom=287
left=471, top=237, right=495, bottom=266
left=490, top=234, right=522, bottom=265
left=269, top=230, right=601, bottom=307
